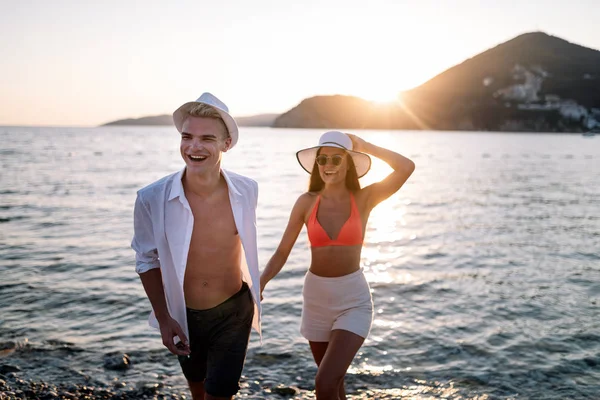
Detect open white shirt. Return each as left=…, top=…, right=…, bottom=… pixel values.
left=131, top=168, right=262, bottom=340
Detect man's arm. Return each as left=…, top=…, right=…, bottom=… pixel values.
left=132, top=193, right=189, bottom=356
left=139, top=269, right=190, bottom=356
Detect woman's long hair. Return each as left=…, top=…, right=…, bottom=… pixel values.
left=308, top=149, right=361, bottom=192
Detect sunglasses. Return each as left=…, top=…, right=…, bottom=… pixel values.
left=315, top=154, right=344, bottom=166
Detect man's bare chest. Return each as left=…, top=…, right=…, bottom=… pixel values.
left=188, top=197, right=238, bottom=242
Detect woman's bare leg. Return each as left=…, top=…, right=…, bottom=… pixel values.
left=310, top=330, right=364, bottom=399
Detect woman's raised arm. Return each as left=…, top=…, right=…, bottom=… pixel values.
left=348, top=134, right=415, bottom=210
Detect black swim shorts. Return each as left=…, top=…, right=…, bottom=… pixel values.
left=178, top=282, right=254, bottom=397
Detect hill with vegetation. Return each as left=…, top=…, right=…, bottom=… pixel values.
left=274, top=32, right=600, bottom=132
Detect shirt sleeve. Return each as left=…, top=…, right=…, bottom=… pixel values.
left=131, top=192, right=161, bottom=274
left=253, top=180, right=259, bottom=210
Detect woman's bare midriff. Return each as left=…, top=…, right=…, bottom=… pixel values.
left=309, top=245, right=363, bottom=277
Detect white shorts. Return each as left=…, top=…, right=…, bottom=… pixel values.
left=301, top=269, right=374, bottom=342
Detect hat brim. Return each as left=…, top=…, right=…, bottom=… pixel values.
left=296, top=145, right=372, bottom=178
left=173, top=102, right=239, bottom=148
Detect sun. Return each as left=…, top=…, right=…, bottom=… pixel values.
left=360, top=89, right=403, bottom=104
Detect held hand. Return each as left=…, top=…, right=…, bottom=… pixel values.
left=346, top=133, right=368, bottom=153
left=260, top=276, right=268, bottom=302
left=159, top=316, right=190, bottom=356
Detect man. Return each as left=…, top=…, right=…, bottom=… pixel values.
left=132, top=93, right=261, bottom=400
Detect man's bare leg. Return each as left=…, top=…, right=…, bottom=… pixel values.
left=189, top=381, right=205, bottom=400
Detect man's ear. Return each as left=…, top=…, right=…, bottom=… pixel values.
left=223, top=136, right=233, bottom=152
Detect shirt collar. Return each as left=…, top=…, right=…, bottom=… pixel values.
left=168, top=168, right=241, bottom=201
left=221, top=168, right=242, bottom=197
left=168, top=169, right=185, bottom=201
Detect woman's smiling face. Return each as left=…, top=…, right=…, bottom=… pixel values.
left=317, top=147, right=348, bottom=184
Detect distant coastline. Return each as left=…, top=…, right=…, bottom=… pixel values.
left=101, top=113, right=279, bottom=128
left=102, top=32, right=600, bottom=133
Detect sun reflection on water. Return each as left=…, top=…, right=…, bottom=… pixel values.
left=348, top=363, right=397, bottom=375
left=360, top=142, right=414, bottom=288
left=372, top=318, right=404, bottom=330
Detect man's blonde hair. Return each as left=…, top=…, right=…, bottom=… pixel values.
left=185, top=104, right=229, bottom=138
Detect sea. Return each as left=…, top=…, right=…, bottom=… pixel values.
left=1, top=126, right=599, bottom=399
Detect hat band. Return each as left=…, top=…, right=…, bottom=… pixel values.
left=320, top=141, right=349, bottom=150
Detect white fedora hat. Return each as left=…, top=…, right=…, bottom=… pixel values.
left=172, top=92, right=239, bottom=148
left=296, top=131, right=372, bottom=178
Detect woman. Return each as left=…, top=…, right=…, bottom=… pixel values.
left=260, top=131, right=415, bottom=399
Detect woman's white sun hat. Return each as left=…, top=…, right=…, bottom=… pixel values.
left=173, top=92, right=239, bottom=148
left=296, top=131, right=372, bottom=178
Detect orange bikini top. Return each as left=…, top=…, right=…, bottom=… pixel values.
left=307, top=193, right=363, bottom=247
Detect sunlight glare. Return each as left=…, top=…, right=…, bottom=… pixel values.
left=373, top=318, right=404, bottom=329
left=348, top=363, right=397, bottom=375
left=361, top=89, right=403, bottom=104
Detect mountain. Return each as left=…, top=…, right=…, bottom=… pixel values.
left=103, top=115, right=172, bottom=126
left=274, top=32, right=600, bottom=132
left=235, top=113, right=279, bottom=126
left=273, top=95, right=422, bottom=130
left=101, top=113, right=278, bottom=127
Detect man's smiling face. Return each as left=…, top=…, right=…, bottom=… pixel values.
left=179, top=116, right=231, bottom=175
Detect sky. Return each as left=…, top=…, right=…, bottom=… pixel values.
left=1, top=0, right=599, bottom=127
